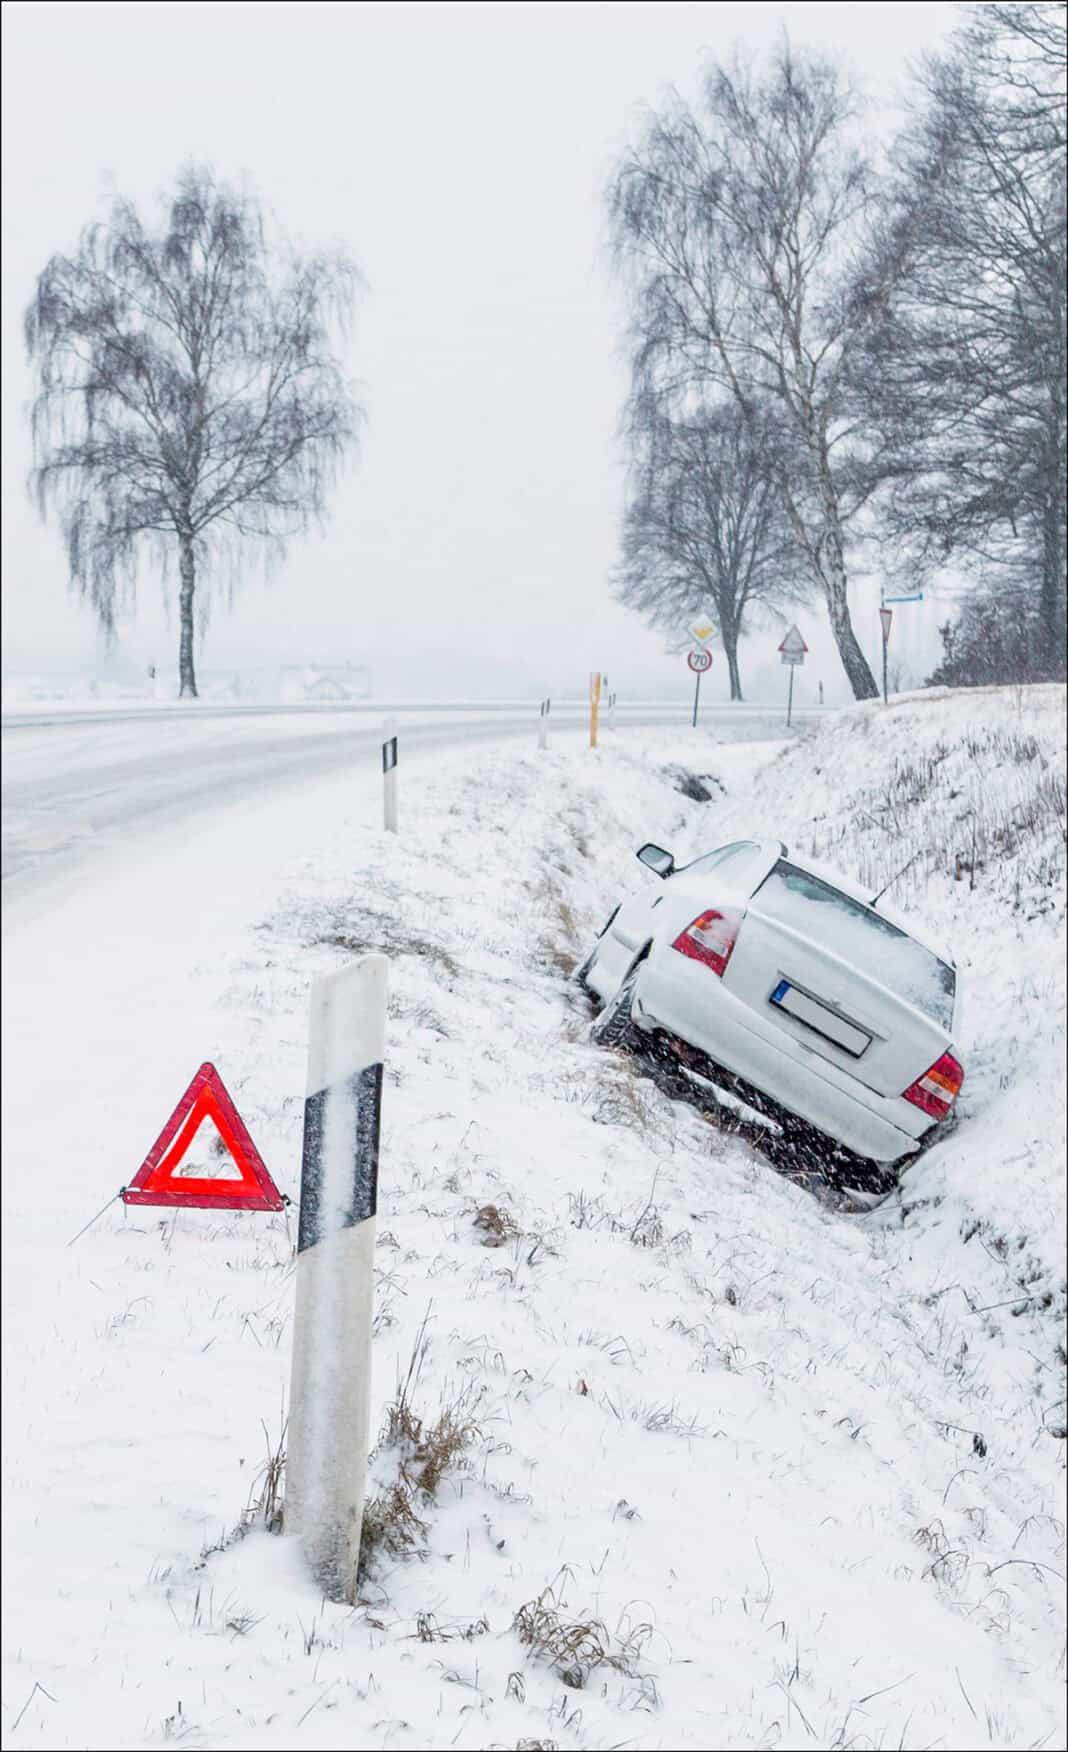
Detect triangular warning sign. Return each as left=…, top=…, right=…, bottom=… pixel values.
left=122, top=1063, right=284, bottom=1212
left=778, top=624, right=809, bottom=656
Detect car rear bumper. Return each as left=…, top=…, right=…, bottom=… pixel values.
left=635, top=958, right=932, bottom=1165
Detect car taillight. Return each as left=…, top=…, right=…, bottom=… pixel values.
left=671, top=906, right=743, bottom=977
left=903, top=1051, right=964, bottom=1121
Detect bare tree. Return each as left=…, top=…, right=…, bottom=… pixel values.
left=618, top=398, right=806, bottom=699
left=853, top=2, right=1066, bottom=673
left=24, top=166, right=360, bottom=697
left=609, top=44, right=884, bottom=700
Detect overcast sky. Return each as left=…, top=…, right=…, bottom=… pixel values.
left=1, top=0, right=961, bottom=702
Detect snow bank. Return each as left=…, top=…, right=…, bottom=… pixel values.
left=1, top=688, right=1064, bottom=1752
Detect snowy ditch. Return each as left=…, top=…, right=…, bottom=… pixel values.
left=2, top=688, right=1065, bottom=1751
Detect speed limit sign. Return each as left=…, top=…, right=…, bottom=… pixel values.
left=687, top=645, right=712, bottom=726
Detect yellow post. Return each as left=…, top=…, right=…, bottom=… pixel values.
left=589, top=671, right=602, bottom=748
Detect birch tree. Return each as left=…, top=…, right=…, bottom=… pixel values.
left=25, top=166, right=360, bottom=697
left=609, top=44, right=884, bottom=699
left=618, top=398, right=806, bottom=700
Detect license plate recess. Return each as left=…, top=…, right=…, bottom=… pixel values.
left=770, top=980, right=871, bottom=1057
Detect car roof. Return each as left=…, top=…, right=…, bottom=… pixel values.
left=751, top=841, right=957, bottom=970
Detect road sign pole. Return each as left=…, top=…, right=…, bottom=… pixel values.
left=879, top=606, right=893, bottom=707
left=686, top=645, right=713, bottom=716
left=777, top=625, right=807, bottom=727
left=288, top=954, right=388, bottom=1604
left=537, top=697, right=550, bottom=751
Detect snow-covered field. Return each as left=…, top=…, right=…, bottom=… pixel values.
left=2, top=686, right=1065, bottom=1751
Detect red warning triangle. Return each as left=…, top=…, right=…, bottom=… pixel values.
left=122, top=1063, right=284, bottom=1212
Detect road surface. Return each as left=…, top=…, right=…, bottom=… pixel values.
left=1, top=700, right=817, bottom=896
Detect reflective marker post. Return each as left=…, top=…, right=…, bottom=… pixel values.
left=589, top=672, right=602, bottom=749
left=287, top=955, right=388, bottom=1604
left=538, top=697, right=550, bottom=751
left=382, top=720, right=398, bottom=833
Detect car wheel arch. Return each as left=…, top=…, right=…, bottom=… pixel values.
left=572, top=904, right=624, bottom=992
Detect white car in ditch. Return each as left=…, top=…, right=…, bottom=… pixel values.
left=578, top=838, right=964, bottom=1183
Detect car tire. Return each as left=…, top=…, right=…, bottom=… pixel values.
left=591, top=960, right=642, bottom=1050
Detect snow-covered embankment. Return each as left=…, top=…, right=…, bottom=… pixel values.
left=2, top=685, right=1064, bottom=1751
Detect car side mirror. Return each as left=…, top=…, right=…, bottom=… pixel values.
left=637, top=843, right=675, bottom=879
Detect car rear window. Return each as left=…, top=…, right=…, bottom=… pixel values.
left=752, top=862, right=956, bottom=1027
left=679, top=840, right=760, bottom=878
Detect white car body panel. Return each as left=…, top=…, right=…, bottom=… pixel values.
left=585, top=839, right=962, bottom=1166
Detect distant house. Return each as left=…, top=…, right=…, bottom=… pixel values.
left=304, top=675, right=350, bottom=702
left=279, top=663, right=372, bottom=704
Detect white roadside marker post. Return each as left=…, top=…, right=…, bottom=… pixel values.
left=537, top=697, right=550, bottom=751
left=287, top=954, right=388, bottom=1603
left=382, top=719, right=398, bottom=833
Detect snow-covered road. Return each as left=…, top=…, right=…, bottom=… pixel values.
left=1, top=702, right=809, bottom=893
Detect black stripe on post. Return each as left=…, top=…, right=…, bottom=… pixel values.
left=297, top=1062, right=383, bottom=1253
left=382, top=737, right=398, bottom=773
